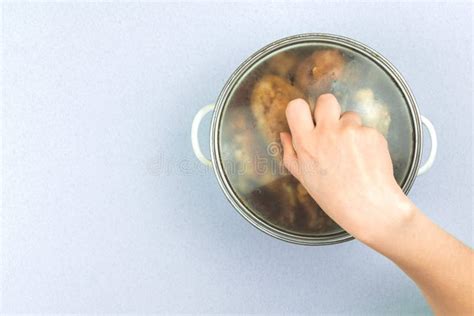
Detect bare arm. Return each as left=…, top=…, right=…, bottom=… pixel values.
left=280, top=94, right=473, bottom=315
left=377, top=208, right=473, bottom=315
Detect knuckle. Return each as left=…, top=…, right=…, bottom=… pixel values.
left=341, top=125, right=358, bottom=138
left=315, top=124, right=331, bottom=134
left=344, top=111, right=362, bottom=122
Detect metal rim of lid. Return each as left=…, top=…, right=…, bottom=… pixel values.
left=210, top=33, right=422, bottom=246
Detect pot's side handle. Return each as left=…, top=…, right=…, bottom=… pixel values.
left=418, top=116, right=438, bottom=176
left=191, top=104, right=215, bottom=167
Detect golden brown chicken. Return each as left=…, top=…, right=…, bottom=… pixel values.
left=250, top=74, right=304, bottom=144
left=265, top=52, right=298, bottom=79
left=247, top=177, right=340, bottom=234
left=227, top=50, right=351, bottom=235
left=295, top=49, right=346, bottom=108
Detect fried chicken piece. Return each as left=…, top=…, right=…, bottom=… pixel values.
left=265, top=52, right=298, bottom=79
left=250, top=75, right=304, bottom=144
left=352, top=88, right=391, bottom=136
left=295, top=183, right=340, bottom=233
left=295, top=183, right=320, bottom=229
left=248, top=177, right=340, bottom=234
left=295, top=49, right=346, bottom=108
left=247, top=176, right=298, bottom=229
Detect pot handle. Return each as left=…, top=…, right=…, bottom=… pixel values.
left=417, top=115, right=437, bottom=176
left=191, top=104, right=215, bottom=167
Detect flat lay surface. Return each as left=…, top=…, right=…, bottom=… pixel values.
left=1, top=2, right=472, bottom=314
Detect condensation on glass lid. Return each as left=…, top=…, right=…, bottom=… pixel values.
left=219, top=42, right=415, bottom=236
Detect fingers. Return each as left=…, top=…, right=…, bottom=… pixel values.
left=340, top=111, right=362, bottom=127
left=314, top=94, right=341, bottom=127
left=286, top=98, right=315, bottom=139
left=280, top=132, right=301, bottom=179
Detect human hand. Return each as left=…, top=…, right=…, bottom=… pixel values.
left=280, top=94, right=473, bottom=315
left=280, top=94, right=416, bottom=245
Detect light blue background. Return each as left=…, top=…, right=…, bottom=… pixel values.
left=1, top=1, right=472, bottom=314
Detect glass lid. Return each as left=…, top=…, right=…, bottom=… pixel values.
left=218, top=41, right=416, bottom=237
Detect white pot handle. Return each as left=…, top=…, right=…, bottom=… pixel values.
left=191, top=104, right=215, bottom=167
left=417, top=115, right=437, bottom=176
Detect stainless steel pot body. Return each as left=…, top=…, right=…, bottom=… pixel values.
left=192, top=33, right=437, bottom=245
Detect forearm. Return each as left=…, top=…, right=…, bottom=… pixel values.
left=366, top=204, right=473, bottom=315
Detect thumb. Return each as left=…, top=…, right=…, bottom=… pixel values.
left=280, top=132, right=301, bottom=180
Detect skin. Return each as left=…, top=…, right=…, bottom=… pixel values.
left=280, top=94, right=473, bottom=315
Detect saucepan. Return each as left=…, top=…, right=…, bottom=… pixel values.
left=191, top=33, right=437, bottom=245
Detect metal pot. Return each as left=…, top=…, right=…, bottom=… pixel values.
left=191, top=33, right=437, bottom=245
